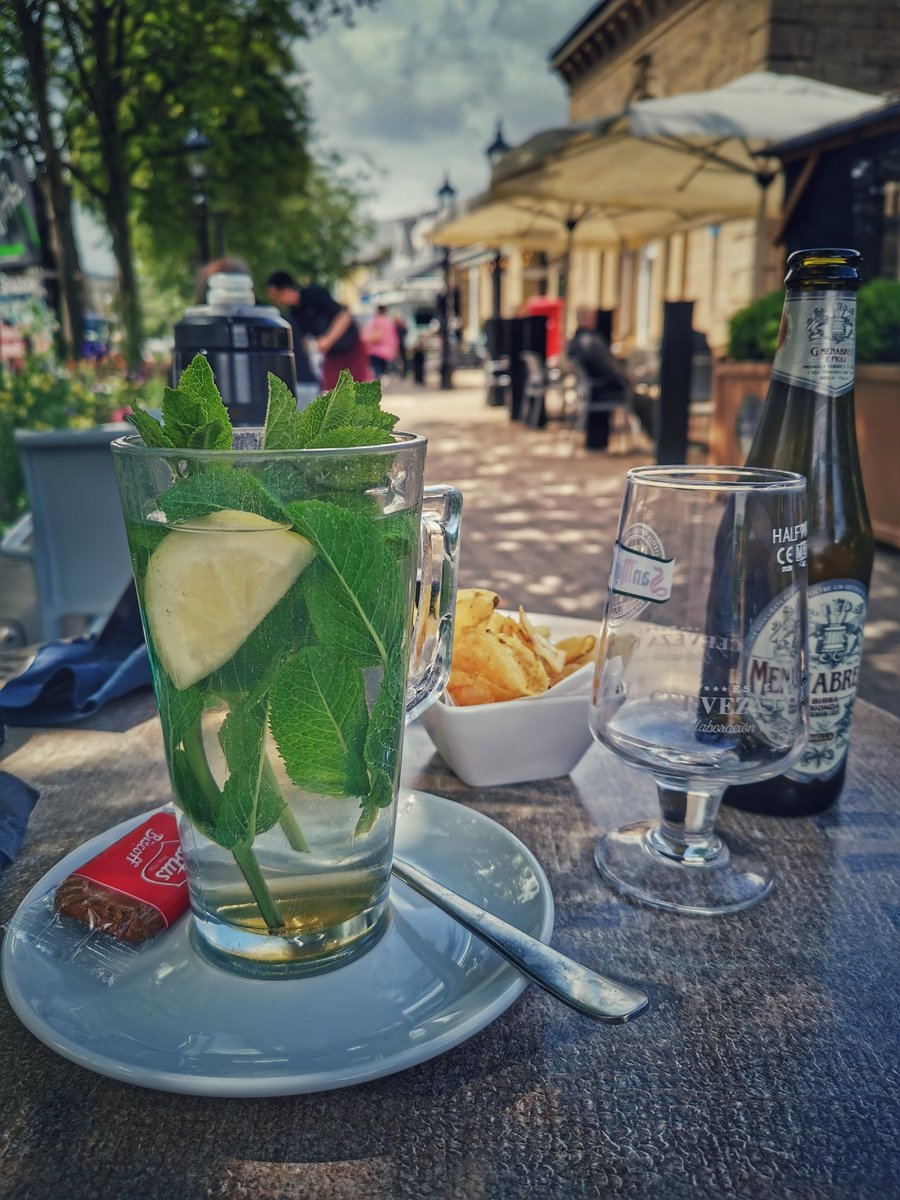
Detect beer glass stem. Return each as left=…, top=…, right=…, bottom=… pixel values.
left=651, top=785, right=727, bottom=866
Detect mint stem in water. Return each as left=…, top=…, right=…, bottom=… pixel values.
left=183, top=715, right=284, bottom=931
left=279, top=807, right=310, bottom=852
left=231, top=842, right=284, bottom=931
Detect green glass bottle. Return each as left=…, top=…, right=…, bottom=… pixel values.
left=725, top=248, right=874, bottom=817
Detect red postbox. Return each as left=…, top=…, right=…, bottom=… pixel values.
left=525, top=297, right=564, bottom=360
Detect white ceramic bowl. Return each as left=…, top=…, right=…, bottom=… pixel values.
left=418, top=612, right=598, bottom=787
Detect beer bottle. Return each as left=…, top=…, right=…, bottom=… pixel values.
left=725, top=248, right=874, bottom=816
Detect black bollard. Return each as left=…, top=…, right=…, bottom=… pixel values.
left=656, top=300, right=694, bottom=465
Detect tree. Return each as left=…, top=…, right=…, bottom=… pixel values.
left=0, top=2, right=86, bottom=359
left=135, top=149, right=374, bottom=310
left=1, top=0, right=376, bottom=367
left=59, top=0, right=375, bottom=366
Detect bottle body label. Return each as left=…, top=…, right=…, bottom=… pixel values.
left=771, top=290, right=856, bottom=398
left=789, top=579, right=867, bottom=782
left=742, top=583, right=806, bottom=750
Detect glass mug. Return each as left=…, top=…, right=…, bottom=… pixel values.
left=112, top=432, right=461, bottom=977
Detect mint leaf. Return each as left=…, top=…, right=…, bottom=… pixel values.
left=364, top=653, right=406, bottom=810
left=353, top=380, right=383, bottom=407
left=170, top=747, right=219, bottom=842
left=259, top=367, right=397, bottom=453
left=270, top=646, right=369, bottom=798
left=161, top=355, right=233, bottom=449
left=159, top=464, right=287, bottom=525
left=153, top=660, right=205, bottom=751
left=350, top=407, right=397, bottom=431
left=376, top=508, right=419, bottom=562
left=189, top=421, right=228, bottom=449
left=292, top=371, right=364, bottom=448
left=306, top=425, right=397, bottom=449
left=124, top=517, right=169, bottom=577
left=127, top=408, right=174, bottom=447
left=262, top=374, right=306, bottom=450
left=289, top=500, right=405, bottom=668
left=217, top=700, right=286, bottom=847
left=318, top=370, right=356, bottom=430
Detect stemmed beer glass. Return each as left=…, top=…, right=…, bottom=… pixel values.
left=590, top=467, right=808, bottom=915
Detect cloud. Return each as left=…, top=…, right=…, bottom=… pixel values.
left=298, top=0, right=587, bottom=218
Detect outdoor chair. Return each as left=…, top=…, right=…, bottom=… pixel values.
left=484, top=355, right=511, bottom=408
left=0, top=424, right=134, bottom=642
left=569, top=362, right=640, bottom=453
left=520, top=351, right=573, bottom=429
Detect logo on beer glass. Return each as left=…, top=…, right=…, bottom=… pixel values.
left=609, top=523, right=673, bottom=621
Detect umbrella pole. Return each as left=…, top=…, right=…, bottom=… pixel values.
left=753, top=170, right=777, bottom=297
left=561, top=215, right=578, bottom=340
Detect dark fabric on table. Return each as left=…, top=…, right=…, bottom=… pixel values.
left=0, top=769, right=39, bottom=867
left=0, top=582, right=152, bottom=727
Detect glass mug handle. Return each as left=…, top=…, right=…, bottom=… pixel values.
left=406, top=484, right=462, bottom=722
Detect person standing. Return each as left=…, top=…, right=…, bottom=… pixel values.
left=266, top=270, right=371, bottom=393
left=362, top=305, right=400, bottom=378
left=394, top=313, right=409, bottom=377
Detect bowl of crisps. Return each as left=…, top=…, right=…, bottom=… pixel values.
left=419, top=589, right=600, bottom=787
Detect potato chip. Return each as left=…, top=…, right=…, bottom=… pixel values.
left=455, top=588, right=499, bottom=630
left=555, top=635, right=597, bottom=665
left=447, top=589, right=599, bottom=706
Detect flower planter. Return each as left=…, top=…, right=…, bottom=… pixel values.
left=710, top=361, right=900, bottom=549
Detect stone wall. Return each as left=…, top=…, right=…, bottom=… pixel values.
left=560, top=0, right=893, bottom=121
left=768, top=0, right=899, bottom=95
left=564, top=0, right=774, bottom=122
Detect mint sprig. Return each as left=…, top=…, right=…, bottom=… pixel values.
left=128, top=355, right=409, bottom=932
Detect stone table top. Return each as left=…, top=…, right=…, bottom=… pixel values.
left=1, top=691, right=898, bottom=1200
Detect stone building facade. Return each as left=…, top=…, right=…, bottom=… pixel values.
left=467, top=0, right=895, bottom=352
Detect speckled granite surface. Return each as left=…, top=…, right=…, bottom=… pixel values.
left=1, top=691, right=898, bottom=1200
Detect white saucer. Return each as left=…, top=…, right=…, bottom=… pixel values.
left=2, top=790, right=554, bottom=1097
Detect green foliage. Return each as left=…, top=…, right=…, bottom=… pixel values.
left=0, top=357, right=158, bottom=527
left=269, top=646, right=370, bottom=798
left=728, top=279, right=900, bottom=363
left=856, top=278, right=900, bottom=363
left=727, top=290, right=786, bottom=362
left=1, top=2, right=377, bottom=365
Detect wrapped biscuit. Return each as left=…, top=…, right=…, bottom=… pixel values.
left=54, top=812, right=189, bottom=943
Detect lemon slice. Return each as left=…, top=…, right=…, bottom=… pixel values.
left=144, top=508, right=315, bottom=690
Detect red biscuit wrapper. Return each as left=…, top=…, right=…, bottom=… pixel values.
left=54, top=812, right=189, bottom=943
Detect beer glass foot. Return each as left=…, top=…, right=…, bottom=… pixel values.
left=594, top=820, right=774, bottom=916
left=189, top=897, right=392, bottom=979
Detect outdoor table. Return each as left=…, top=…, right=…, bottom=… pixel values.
left=1, top=687, right=898, bottom=1200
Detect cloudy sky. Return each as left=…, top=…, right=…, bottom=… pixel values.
left=300, top=0, right=589, bottom=220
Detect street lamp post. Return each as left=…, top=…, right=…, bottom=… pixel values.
left=436, top=175, right=457, bottom=391
left=485, top=124, right=510, bottom=319
left=485, top=121, right=511, bottom=172
left=182, top=129, right=212, bottom=265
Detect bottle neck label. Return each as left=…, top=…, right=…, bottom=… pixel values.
left=771, top=290, right=856, bottom=398
left=787, top=579, right=867, bottom=782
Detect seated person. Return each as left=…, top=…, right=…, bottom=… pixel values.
left=565, top=306, right=631, bottom=450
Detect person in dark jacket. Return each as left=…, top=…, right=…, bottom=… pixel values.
left=266, top=270, right=371, bottom=392
left=565, top=305, right=631, bottom=450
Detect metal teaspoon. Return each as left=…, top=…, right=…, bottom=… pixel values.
left=392, top=857, right=649, bottom=1024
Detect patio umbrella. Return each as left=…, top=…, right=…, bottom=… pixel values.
left=430, top=73, right=885, bottom=326
left=428, top=190, right=711, bottom=251
left=491, top=72, right=884, bottom=221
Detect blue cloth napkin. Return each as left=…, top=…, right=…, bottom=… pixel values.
left=0, top=582, right=152, bottom=727
left=0, top=768, right=39, bottom=868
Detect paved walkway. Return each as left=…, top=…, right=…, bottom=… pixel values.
left=388, top=370, right=900, bottom=719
